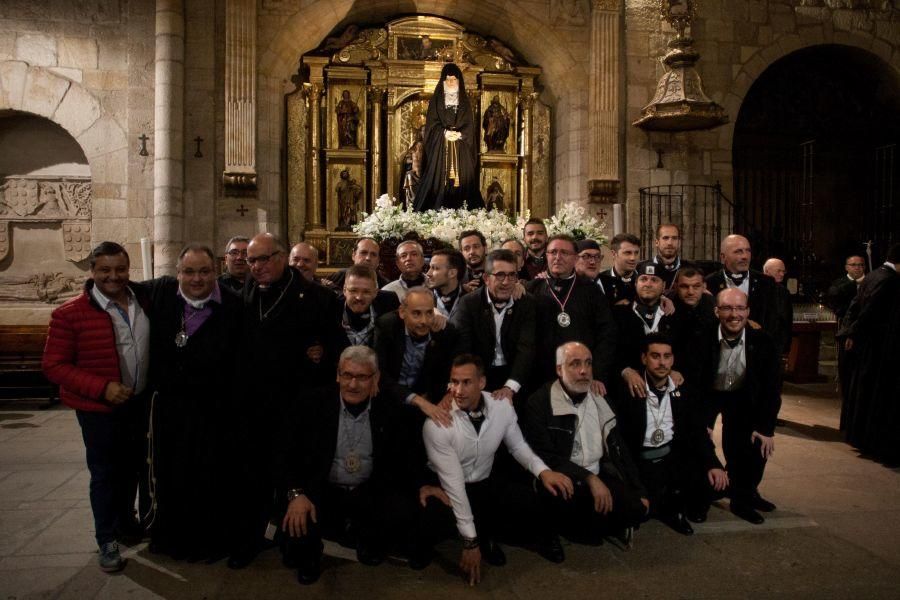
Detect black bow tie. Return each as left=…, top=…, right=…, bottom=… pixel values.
left=726, top=271, right=747, bottom=285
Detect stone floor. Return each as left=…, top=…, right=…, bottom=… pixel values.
left=1, top=383, right=898, bottom=600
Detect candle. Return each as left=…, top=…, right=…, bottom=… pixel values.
left=140, top=237, right=152, bottom=280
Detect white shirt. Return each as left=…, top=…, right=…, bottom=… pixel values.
left=642, top=376, right=676, bottom=447
left=485, top=291, right=521, bottom=393
left=714, top=327, right=747, bottom=391
left=423, top=392, right=548, bottom=538
left=90, top=285, right=150, bottom=394
left=723, top=269, right=750, bottom=295
left=382, top=277, right=419, bottom=302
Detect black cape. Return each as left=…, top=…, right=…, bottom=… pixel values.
left=413, top=63, right=484, bottom=211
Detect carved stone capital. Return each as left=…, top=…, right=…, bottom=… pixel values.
left=588, top=179, right=619, bottom=203
left=592, top=0, right=620, bottom=11
left=223, top=172, right=258, bottom=191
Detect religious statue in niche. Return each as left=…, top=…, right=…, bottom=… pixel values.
left=485, top=177, right=505, bottom=212
left=482, top=96, right=511, bottom=153
left=336, top=168, right=363, bottom=230
left=413, top=63, right=484, bottom=211
left=397, top=35, right=453, bottom=61
left=401, top=137, right=424, bottom=208
left=336, top=90, right=360, bottom=148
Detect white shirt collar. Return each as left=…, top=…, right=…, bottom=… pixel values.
left=717, top=326, right=746, bottom=345
left=91, top=283, right=134, bottom=309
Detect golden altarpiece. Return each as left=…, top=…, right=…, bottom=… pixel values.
left=286, top=16, right=552, bottom=268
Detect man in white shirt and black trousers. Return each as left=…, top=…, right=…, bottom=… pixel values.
left=611, top=333, right=729, bottom=535
left=415, top=354, right=574, bottom=585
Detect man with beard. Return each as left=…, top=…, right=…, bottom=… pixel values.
left=327, top=238, right=391, bottom=289
left=426, top=249, right=465, bottom=319
left=143, top=244, right=241, bottom=562
left=522, top=218, right=548, bottom=280
left=459, top=230, right=487, bottom=293
left=276, top=346, right=418, bottom=584
left=527, top=235, right=616, bottom=395
left=575, top=239, right=605, bottom=292
left=637, top=224, right=691, bottom=290
left=230, top=233, right=343, bottom=568
left=416, top=354, right=573, bottom=581
left=218, top=236, right=249, bottom=293
left=611, top=334, right=728, bottom=535
left=599, top=233, right=641, bottom=306
left=383, top=240, right=427, bottom=302
left=412, top=63, right=484, bottom=211
left=699, top=288, right=781, bottom=525
left=451, top=249, right=536, bottom=403
left=706, top=235, right=789, bottom=355
left=614, top=263, right=679, bottom=398
left=521, top=342, right=648, bottom=550
left=339, top=265, right=399, bottom=348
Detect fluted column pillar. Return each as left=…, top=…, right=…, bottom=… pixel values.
left=223, top=0, right=257, bottom=191
left=588, top=0, right=621, bottom=202
left=306, top=83, right=324, bottom=228
left=153, top=0, right=184, bottom=276
left=369, top=86, right=385, bottom=207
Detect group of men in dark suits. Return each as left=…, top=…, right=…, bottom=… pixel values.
left=46, top=218, right=790, bottom=585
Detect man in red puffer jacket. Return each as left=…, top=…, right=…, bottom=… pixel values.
left=42, top=241, right=151, bottom=573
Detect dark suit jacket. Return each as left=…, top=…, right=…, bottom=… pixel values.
left=273, top=385, right=414, bottom=504
left=609, top=377, right=723, bottom=473
left=374, top=311, right=457, bottom=404
left=826, top=275, right=858, bottom=322
left=521, top=382, right=646, bottom=496
left=705, top=269, right=791, bottom=354
left=336, top=290, right=401, bottom=347
left=449, top=287, right=535, bottom=390
left=700, top=327, right=782, bottom=436
left=611, top=302, right=678, bottom=375
left=526, top=276, right=617, bottom=386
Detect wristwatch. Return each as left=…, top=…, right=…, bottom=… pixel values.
left=286, top=488, right=305, bottom=503
left=461, top=536, right=479, bottom=550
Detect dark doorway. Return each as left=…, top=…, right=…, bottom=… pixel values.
left=733, top=45, right=900, bottom=298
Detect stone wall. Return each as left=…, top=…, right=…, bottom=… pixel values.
left=622, top=0, right=899, bottom=244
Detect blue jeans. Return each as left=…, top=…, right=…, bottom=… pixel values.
left=76, top=398, right=149, bottom=545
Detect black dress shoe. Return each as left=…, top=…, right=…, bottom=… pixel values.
left=297, top=558, right=321, bottom=585
left=665, top=513, right=694, bottom=536
left=537, top=536, right=565, bottom=564
left=731, top=503, right=764, bottom=525
left=686, top=508, right=708, bottom=524
left=356, top=544, right=384, bottom=567
left=751, top=494, right=776, bottom=512
left=481, top=541, right=506, bottom=566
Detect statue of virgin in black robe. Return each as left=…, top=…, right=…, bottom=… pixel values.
left=413, top=63, right=484, bottom=211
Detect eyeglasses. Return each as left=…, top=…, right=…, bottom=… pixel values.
left=226, top=249, right=248, bottom=257
left=339, top=371, right=375, bottom=383
left=490, top=271, right=518, bottom=281
left=246, top=251, right=281, bottom=266
left=547, top=249, right=575, bottom=257
left=717, top=305, right=749, bottom=313
left=578, top=253, right=602, bottom=262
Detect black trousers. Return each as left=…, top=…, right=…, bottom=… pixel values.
left=283, top=481, right=415, bottom=565
left=541, top=471, right=646, bottom=543
left=715, top=391, right=767, bottom=505
left=637, top=448, right=714, bottom=518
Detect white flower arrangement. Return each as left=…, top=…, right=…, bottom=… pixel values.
left=353, top=194, right=607, bottom=247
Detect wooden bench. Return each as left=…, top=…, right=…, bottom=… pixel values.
left=0, top=325, right=58, bottom=407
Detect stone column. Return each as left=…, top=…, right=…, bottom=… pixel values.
left=223, top=0, right=257, bottom=190
left=588, top=0, right=621, bottom=203
left=153, top=0, right=184, bottom=276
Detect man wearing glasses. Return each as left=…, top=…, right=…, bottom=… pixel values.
left=575, top=239, right=605, bottom=291
left=230, top=233, right=343, bottom=569
left=526, top=235, right=616, bottom=395
left=451, top=249, right=536, bottom=404
left=218, top=236, right=250, bottom=293
left=275, top=346, right=417, bottom=584
left=699, top=288, right=781, bottom=525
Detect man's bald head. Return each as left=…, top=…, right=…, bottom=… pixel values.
left=715, top=288, right=750, bottom=336
left=720, top=234, right=752, bottom=273
left=763, top=258, right=786, bottom=283
left=289, top=242, right=319, bottom=281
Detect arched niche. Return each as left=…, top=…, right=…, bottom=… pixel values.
left=0, top=111, right=92, bottom=306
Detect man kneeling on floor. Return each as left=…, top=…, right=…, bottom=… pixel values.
left=274, top=345, right=418, bottom=585
left=416, top=354, right=573, bottom=585
left=611, top=333, right=729, bottom=535
left=521, top=342, right=649, bottom=548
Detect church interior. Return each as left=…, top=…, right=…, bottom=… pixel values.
left=0, top=0, right=898, bottom=597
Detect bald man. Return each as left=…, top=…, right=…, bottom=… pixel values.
left=289, top=243, right=320, bottom=282
left=697, top=288, right=781, bottom=525
left=705, top=235, right=791, bottom=354
left=762, top=258, right=785, bottom=284
left=762, top=257, right=793, bottom=357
